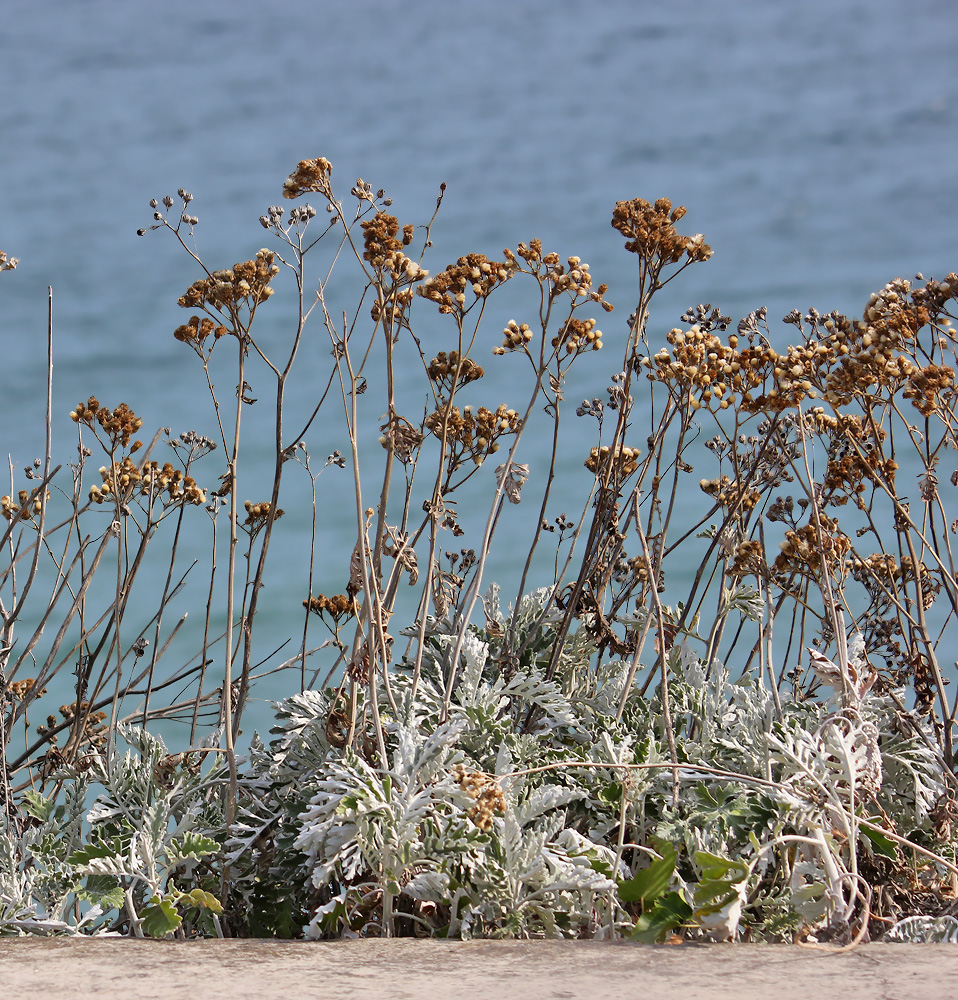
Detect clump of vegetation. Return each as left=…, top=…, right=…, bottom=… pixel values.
left=1, top=159, right=957, bottom=942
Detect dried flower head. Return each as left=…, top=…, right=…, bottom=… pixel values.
left=418, top=253, right=513, bottom=315
left=585, top=443, right=641, bottom=478
left=361, top=212, right=412, bottom=266
left=304, top=593, right=356, bottom=622
left=698, top=475, right=762, bottom=514
left=173, top=315, right=230, bottom=346
left=243, top=500, right=284, bottom=528
left=499, top=319, right=533, bottom=353
left=727, top=539, right=767, bottom=579
left=90, top=456, right=207, bottom=507
left=283, top=156, right=333, bottom=199
left=611, top=198, right=712, bottom=265
left=774, top=515, right=850, bottom=577
left=1, top=488, right=48, bottom=522
left=425, top=403, right=521, bottom=467
left=552, top=316, right=603, bottom=356
left=71, top=398, right=143, bottom=449
left=8, top=678, right=46, bottom=701
left=452, top=765, right=506, bottom=831
left=426, top=351, right=484, bottom=390
left=177, top=249, right=278, bottom=314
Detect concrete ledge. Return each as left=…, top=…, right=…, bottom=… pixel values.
left=1, top=938, right=955, bottom=999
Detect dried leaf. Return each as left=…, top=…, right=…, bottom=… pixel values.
left=495, top=461, right=530, bottom=504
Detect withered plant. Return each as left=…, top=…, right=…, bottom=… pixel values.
left=1, top=161, right=957, bottom=942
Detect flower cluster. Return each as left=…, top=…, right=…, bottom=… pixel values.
left=498, top=319, right=533, bottom=353
left=644, top=323, right=762, bottom=411
left=0, top=251, right=18, bottom=271
left=773, top=515, right=851, bottom=577
left=303, top=593, right=356, bottom=622
left=426, top=351, right=484, bottom=390
left=424, top=404, right=521, bottom=467
left=1, top=489, right=47, bottom=522
left=7, top=678, right=45, bottom=701
left=902, top=363, right=955, bottom=417
left=137, top=191, right=197, bottom=236
left=584, top=443, right=641, bottom=478
left=418, top=253, right=513, bottom=315
left=727, top=539, right=767, bottom=579
left=70, top=397, right=143, bottom=449
left=796, top=409, right=896, bottom=506
left=552, top=316, right=603, bottom=355
left=37, top=700, right=107, bottom=749
left=89, top=457, right=207, bottom=507
left=452, top=765, right=506, bottom=831
left=699, top=475, right=762, bottom=514
left=847, top=552, right=899, bottom=589
left=243, top=500, right=284, bottom=527
left=611, top=198, right=712, bottom=265
left=282, top=156, right=333, bottom=199
left=361, top=212, right=413, bottom=266
left=173, top=315, right=230, bottom=346
left=846, top=551, right=940, bottom=617
left=503, top=243, right=613, bottom=312
left=177, top=249, right=278, bottom=313
left=638, top=274, right=958, bottom=417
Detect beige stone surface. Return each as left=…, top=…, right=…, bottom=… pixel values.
left=1, top=938, right=955, bottom=999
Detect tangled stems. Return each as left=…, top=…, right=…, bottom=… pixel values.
left=2, top=160, right=958, bottom=943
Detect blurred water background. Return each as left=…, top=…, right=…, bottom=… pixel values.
left=1, top=0, right=956, bottom=742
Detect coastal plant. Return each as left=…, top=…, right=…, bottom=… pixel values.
left=1, top=159, right=957, bottom=941
left=1, top=723, right=224, bottom=937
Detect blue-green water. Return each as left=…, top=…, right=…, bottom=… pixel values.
left=1, top=0, right=956, bottom=741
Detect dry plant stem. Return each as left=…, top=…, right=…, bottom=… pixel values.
left=439, top=387, right=542, bottom=722
left=840, top=412, right=957, bottom=734
left=615, top=605, right=656, bottom=723
left=900, top=524, right=953, bottom=754
left=405, top=340, right=468, bottom=708
left=233, top=243, right=316, bottom=731
left=0, top=289, right=54, bottom=815
left=141, top=500, right=190, bottom=729
left=221, top=335, right=244, bottom=826
left=12, top=531, right=112, bottom=711
left=757, top=544, right=784, bottom=721
left=543, top=295, right=650, bottom=686
left=300, top=458, right=321, bottom=690
left=513, top=389, right=563, bottom=605
left=192, top=512, right=219, bottom=744
left=634, top=518, right=681, bottom=808
left=106, top=512, right=125, bottom=767
left=340, top=333, right=389, bottom=764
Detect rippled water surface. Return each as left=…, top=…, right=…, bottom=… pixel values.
left=1, top=0, right=956, bottom=735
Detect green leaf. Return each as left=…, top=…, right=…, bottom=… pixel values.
left=598, top=782, right=623, bottom=807
left=68, top=838, right=125, bottom=867
left=630, top=891, right=693, bottom=942
left=694, top=850, right=748, bottom=883
left=165, top=832, right=219, bottom=866
left=617, top=842, right=677, bottom=905
left=860, top=825, right=899, bottom=860
left=77, top=880, right=126, bottom=913
left=692, top=850, right=749, bottom=917
left=141, top=895, right=183, bottom=938
left=183, top=888, right=224, bottom=914
left=21, top=789, right=55, bottom=822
